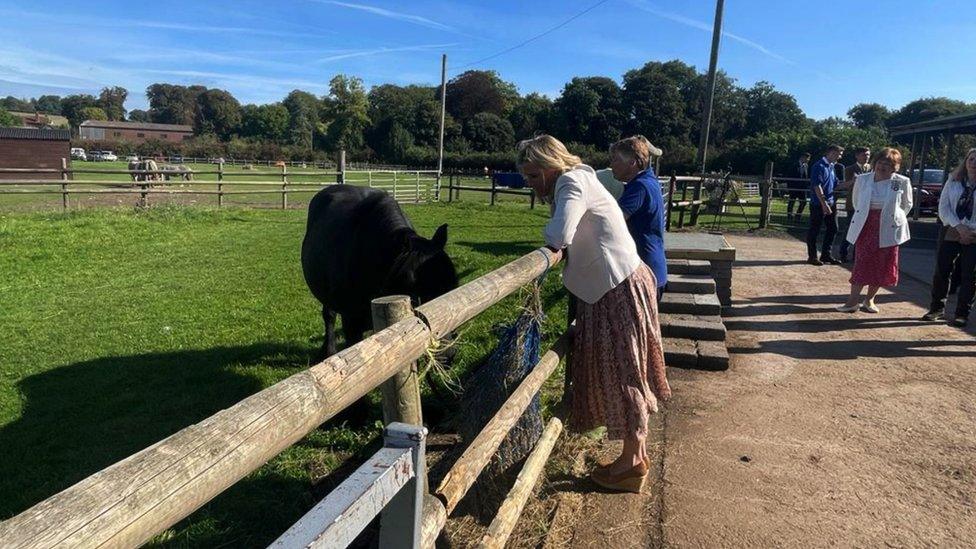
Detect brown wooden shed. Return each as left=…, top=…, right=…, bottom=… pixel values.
left=0, top=127, right=71, bottom=180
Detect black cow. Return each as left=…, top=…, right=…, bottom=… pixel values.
left=301, top=185, right=459, bottom=361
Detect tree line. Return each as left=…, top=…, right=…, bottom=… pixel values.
left=2, top=59, right=974, bottom=173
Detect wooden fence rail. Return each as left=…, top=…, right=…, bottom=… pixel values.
left=0, top=247, right=563, bottom=548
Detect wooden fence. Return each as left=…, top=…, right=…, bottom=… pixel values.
left=0, top=246, right=567, bottom=549
left=0, top=160, right=441, bottom=209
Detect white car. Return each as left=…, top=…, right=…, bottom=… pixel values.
left=126, top=155, right=139, bottom=162
left=100, top=151, right=118, bottom=162
left=70, top=147, right=87, bottom=161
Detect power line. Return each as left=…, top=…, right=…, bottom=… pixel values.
left=452, top=0, right=613, bottom=72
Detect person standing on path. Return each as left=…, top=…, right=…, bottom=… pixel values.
left=807, top=145, right=845, bottom=265
left=787, top=152, right=811, bottom=222
left=837, top=148, right=913, bottom=313
left=839, top=147, right=872, bottom=262
left=921, top=148, right=976, bottom=327
left=609, top=135, right=668, bottom=302
left=517, top=134, right=671, bottom=494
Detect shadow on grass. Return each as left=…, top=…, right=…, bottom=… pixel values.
left=454, top=240, right=541, bottom=258
left=0, top=342, right=311, bottom=520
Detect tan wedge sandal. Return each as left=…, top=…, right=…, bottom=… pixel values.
left=590, top=461, right=649, bottom=493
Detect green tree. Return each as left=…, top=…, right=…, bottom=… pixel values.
left=0, top=96, right=33, bottom=112
left=886, top=97, right=973, bottom=128
left=445, top=70, right=519, bottom=122
left=194, top=89, right=242, bottom=139
left=146, top=84, right=204, bottom=125
left=623, top=61, right=693, bottom=144
left=847, top=103, right=891, bottom=129
left=509, top=93, right=553, bottom=140
left=241, top=103, right=289, bottom=142
left=554, top=77, right=626, bottom=146
left=97, top=86, right=128, bottom=121
left=60, top=94, right=98, bottom=127
left=283, top=90, right=321, bottom=150
left=33, top=95, right=62, bottom=114
left=742, top=81, right=809, bottom=136
left=79, top=106, right=108, bottom=121
left=128, top=109, right=150, bottom=122
left=463, top=112, right=514, bottom=152
left=0, top=107, right=19, bottom=127
left=375, top=120, right=414, bottom=161
left=323, top=74, right=370, bottom=151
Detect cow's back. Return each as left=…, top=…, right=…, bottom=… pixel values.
left=301, top=185, right=412, bottom=314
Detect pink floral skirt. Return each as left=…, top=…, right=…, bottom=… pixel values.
left=850, top=209, right=899, bottom=287
left=570, top=263, right=671, bottom=440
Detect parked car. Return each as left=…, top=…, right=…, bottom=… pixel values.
left=100, top=151, right=118, bottom=162
left=126, top=155, right=139, bottom=162
left=171, top=155, right=184, bottom=163
left=70, top=147, right=87, bottom=161
left=88, top=150, right=103, bottom=161
left=910, top=168, right=947, bottom=215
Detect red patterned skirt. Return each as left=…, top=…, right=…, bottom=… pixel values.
left=850, top=209, right=899, bottom=287
left=570, top=263, right=671, bottom=440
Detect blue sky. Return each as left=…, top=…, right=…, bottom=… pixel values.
left=0, top=0, right=972, bottom=119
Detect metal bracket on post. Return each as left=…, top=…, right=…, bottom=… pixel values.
left=379, top=422, right=427, bottom=549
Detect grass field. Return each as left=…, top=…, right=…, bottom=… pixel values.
left=0, top=201, right=568, bottom=546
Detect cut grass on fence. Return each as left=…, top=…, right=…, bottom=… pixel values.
left=0, top=202, right=568, bottom=546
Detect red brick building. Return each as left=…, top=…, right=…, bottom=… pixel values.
left=79, top=120, right=194, bottom=144
left=0, top=127, right=71, bottom=180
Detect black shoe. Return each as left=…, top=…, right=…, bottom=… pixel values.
left=807, top=258, right=823, bottom=266
left=950, top=316, right=968, bottom=327
left=821, top=256, right=841, bottom=265
left=921, top=310, right=945, bottom=322
left=839, top=255, right=849, bottom=263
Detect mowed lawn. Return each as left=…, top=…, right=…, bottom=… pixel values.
left=0, top=201, right=567, bottom=546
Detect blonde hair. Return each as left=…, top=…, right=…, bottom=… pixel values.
left=516, top=135, right=581, bottom=171
left=609, top=135, right=661, bottom=170
left=949, top=148, right=976, bottom=184
left=871, top=147, right=902, bottom=171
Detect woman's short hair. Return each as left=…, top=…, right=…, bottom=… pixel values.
left=516, top=135, right=581, bottom=171
left=949, top=147, right=976, bottom=183
left=871, top=147, right=902, bottom=170
left=609, top=135, right=662, bottom=171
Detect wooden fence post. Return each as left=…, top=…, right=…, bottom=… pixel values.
left=367, top=170, right=373, bottom=188
left=415, top=171, right=421, bottom=203
left=393, top=171, right=398, bottom=199
left=371, top=296, right=424, bottom=429
left=60, top=158, right=69, bottom=211
left=490, top=176, right=497, bottom=206
left=689, top=176, right=704, bottom=226
left=666, top=173, right=677, bottom=231
left=759, top=161, right=774, bottom=229
left=337, top=150, right=346, bottom=185
left=447, top=172, right=454, bottom=203
left=217, top=162, right=224, bottom=208
left=281, top=164, right=288, bottom=209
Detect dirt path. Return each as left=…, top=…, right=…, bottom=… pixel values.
left=552, top=233, right=976, bottom=547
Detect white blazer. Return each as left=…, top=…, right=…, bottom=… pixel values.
left=938, top=178, right=976, bottom=230
left=845, top=172, right=913, bottom=248
left=544, top=164, right=642, bottom=304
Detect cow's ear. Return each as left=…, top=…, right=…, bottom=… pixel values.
left=431, top=224, right=448, bottom=249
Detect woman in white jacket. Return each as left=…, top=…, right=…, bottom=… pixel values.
left=517, top=135, right=671, bottom=493
left=921, top=148, right=976, bottom=326
left=837, top=148, right=913, bottom=313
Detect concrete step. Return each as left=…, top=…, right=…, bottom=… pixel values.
left=666, top=259, right=711, bottom=275
left=659, top=292, right=721, bottom=316
left=667, top=274, right=716, bottom=295
left=663, top=337, right=730, bottom=371
left=659, top=313, right=726, bottom=341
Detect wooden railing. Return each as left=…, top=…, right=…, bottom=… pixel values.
left=0, top=247, right=565, bottom=549
left=0, top=162, right=441, bottom=209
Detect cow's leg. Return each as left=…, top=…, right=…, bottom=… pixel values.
left=317, top=306, right=337, bottom=362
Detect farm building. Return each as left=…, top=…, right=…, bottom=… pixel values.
left=0, top=127, right=71, bottom=180
left=8, top=111, right=70, bottom=129
left=79, top=120, right=193, bottom=144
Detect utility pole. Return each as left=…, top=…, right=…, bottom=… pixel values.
left=436, top=54, right=448, bottom=200
left=696, top=0, right=725, bottom=175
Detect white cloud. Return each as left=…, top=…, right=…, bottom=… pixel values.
left=625, top=0, right=791, bottom=64
left=314, top=0, right=456, bottom=32
left=314, top=43, right=457, bottom=63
